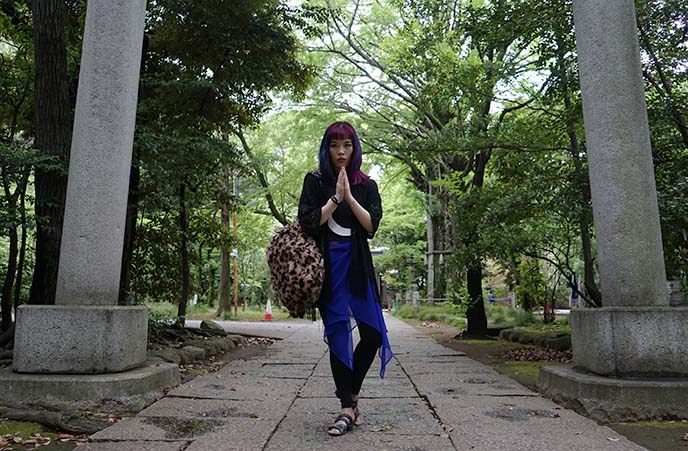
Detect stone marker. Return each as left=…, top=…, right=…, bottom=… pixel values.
left=539, top=0, right=688, bottom=421
left=2, top=0, right=179, bottom=410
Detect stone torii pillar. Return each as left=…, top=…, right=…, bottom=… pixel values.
left=539, top=0, right=688, bottom=421
left=2, top=0, right=178, bottom=410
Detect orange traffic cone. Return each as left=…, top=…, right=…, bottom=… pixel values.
left=264, top=299, right=273, bottom=321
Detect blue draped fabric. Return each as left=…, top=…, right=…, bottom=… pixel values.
left=322, top=241, right=393, bottom=378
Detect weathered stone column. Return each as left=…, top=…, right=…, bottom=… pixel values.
left=4, top=0, right=179, bottom=409
left=539, top=0, right=688, bottom=422
left=574, top=0, right=666, bottom=307
left=14, top=0, right=149, bottom=373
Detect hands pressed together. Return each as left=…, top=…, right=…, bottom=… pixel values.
left=335, top=167, right=352, bottom=204
left=323, top=167, right=373, bottom=234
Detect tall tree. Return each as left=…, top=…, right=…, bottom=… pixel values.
left=27, top=0, right=72, bottom=305
left=125, top=0, right=320, bottom=318
left=314, top=0, right=542, bottom=333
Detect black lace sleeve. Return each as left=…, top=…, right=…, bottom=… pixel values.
left=365, top=179, right=383, bottom=239
left=297, top=172, right=323, bottom=235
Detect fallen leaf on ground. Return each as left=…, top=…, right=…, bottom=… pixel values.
left=500, top=348, right=572, bottom=362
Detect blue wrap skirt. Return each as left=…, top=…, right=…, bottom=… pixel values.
left=322, top=240, right=393, bottom=378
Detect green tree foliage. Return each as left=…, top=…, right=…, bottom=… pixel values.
left=636, top=0, right=688, bottom=277
left=516, top=257, right=547, bottom=312
left=128, top=1, right=320, bottom=315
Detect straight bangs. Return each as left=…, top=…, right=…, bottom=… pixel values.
left=318, top=121, right=370, bottom=185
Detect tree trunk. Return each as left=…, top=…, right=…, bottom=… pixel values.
left=462, top=148, right=491, bottom=334
left=14, top=184, right=28, bottom=313
left=0, top=408, right=109, bottom=435
left=521, top=292, right=535, bottom=312
left=28, top=0, right=72, bottom=306
left=216, top=202, right=232, bottom=317
left=2, top=169, right=28, bottom=331
left=435, top=207, right=450, bottom=298
left=207, top=248, right=215, bottom=307
left=118, top=163, right=140, bottom=305
left=1, top=219, right=18, bottom=332
left=197, top=243, right=205, bottom=303
left=216, top=168, right=232, bottom=317
left=580, top=216, right=602, bottom=306
left=557, top=32, right=603, bottom=308
left=465, top=265, right=487, bottom=334
left=426, top=202, right=434, bottom=302
left=177, top=183, right=190, bottom=321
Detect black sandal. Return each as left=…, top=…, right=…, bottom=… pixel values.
left=327, top=412, right=354, bottom=436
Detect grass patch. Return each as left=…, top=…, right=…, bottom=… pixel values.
left=610, top=421, right=688, bottom=451
left=393, top=302, right=466, bottom=329
left=0, top=419, right=44, bottom=436
left=494, top=360, right=552, bottom=379
left=519, top=320, right=571, bottom=336
left=394, top=302, right=570, bottom=337
left=145, top=301, right=294, bottom=321
left=219, top=307, right=292, bottom=321
left=612, top=421, right=688, bottom=429
left=485, top=304, right=536, bottom=328
left=492, top=360, right=559, bottom=390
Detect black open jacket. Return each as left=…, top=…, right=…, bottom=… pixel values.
left=297, top=170, right=383, bottom=305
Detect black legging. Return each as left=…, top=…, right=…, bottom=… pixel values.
left=329, top=322, right=383, bottom=408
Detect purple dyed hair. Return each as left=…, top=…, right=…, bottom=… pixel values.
left=318, top=121, right=370, bottom=185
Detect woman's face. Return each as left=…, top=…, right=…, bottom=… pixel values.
left=329, top=138, right=354, bottom=171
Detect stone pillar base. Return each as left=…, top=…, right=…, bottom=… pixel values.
left=0, top=359, right=180, bottom=412
left=572, top=307, right=688, bottom=377
left=13, top=305, right=148, bottom=374
left=539, top=365, right=688, bottom=422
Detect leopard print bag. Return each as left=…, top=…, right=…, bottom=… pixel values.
left=266, top=222, right=324, bottom=318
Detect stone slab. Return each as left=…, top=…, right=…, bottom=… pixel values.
left=274, top=397, right=444, bottom=437
left=399, top=359, right=502, bottom=377
left=216, top=360, right=316, bottom=379
left=539, top=364, right=688, bottom=422
left=78, top=442, right=187, bottom=451
left=572, top=307, right=688, bottom=377
left=169, top=374, right=304, bottom=401
left=94, top=417, right=275, bottom=450
left=264, top=431, right=454, bottom=451
left=0, top=359, right=179, bottom=411
left=183, top=418, right=276, bottom=451
left=185, top=319, right=310, bottom=340
left=428, top=394, right=648, bottom=451
left=412, top=372, right=535, bottom=398
left=299, top=375, right=417, bottom=398
left=91, top=416, right=224, bottom=442
left=312, top=358, right=406, bottom=378
left=139, top=396, right=292, bottom=421
left=13, top=305, right=148, bottom=373
left=260, top=352, right=324, bottom=364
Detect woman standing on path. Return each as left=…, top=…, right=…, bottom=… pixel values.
left=298, top=121, right=393, bottom=437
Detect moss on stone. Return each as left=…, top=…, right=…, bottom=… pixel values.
left=0, top=419, right=45, bottom=436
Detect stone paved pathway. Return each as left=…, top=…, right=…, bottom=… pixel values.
left=82, top=315, right=648, bottom=451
